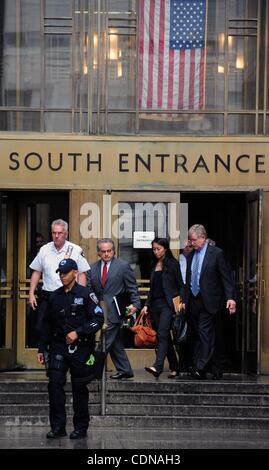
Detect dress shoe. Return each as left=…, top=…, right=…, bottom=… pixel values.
left=46, top=428, right=67, bottom=439
left=110, top=372, right=134, bottom=380
left=70, top=429, right=87, bottom=439
left=191, top=369, right=207, bottom=380
left=145, top=366, right=160, bottom=378
left=167, top=371, right=179, bottom=379
left=212, top=371, right=223, bottom=380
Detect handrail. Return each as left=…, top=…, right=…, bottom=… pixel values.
left=99, top=300, right=108, bottom=416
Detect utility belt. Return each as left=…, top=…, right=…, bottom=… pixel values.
left=52, top=332, right=92, bottom=346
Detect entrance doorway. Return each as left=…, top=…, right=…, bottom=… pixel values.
left=109, top=190, right=262, bottom=375
left=0, top=191, right=69, bottom=369
left=181, top=191, right=263, bottom=374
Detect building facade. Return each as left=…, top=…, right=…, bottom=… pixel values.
left=0, top=0, right=269, bottom=374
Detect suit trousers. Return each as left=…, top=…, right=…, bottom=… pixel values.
left=105, top=322, right=133, bottom=375
left=188, top=293, right=217, bottom=372
left=150, top=299, right=178, bottom=374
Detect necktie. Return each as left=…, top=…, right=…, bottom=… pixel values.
left=101, top=262, right=107, bottom=288
left=191, top=252, right=200, bottom=296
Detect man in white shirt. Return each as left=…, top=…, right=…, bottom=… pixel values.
left=29, top=219, right=90, bottom=333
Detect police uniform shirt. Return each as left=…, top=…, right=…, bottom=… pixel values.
left=29, top=241, right=90, bottom=291
left=48, top=283, right=103, bottom=340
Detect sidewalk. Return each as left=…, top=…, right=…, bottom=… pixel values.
left=0, top=425, right=269, bottom=449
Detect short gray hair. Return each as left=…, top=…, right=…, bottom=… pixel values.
left=97, top=238, right=115, bottom=252
left=188, top=224, right=207, bottom=239
left=51, top=219, right=68, bottom=232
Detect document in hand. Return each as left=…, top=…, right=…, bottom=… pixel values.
left=172, top=295, right=182, bottom=314
left=113, top=292, right=131, bottom=317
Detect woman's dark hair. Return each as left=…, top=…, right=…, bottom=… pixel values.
left=151, top=237, right=177, bottom=268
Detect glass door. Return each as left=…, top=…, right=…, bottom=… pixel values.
left=110, top=191, right=183, bottom=271
left=16, top=194, right=69, bottom=368
left=109, top=191, right=183, bottom=349
left=242, top=190, right=264, bottom=373
left=0, top=191, right=69, bottom=370
left=16, top=202, right=48, bottom=368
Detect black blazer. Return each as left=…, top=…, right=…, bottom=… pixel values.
left=185, top=245, right=236, bottom=314
left=146, top=257, right=185, bottom=310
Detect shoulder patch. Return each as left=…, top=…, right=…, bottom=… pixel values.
left=89, top=292, right=99, bottom=304
left=94, top=305, right=103, bottom=314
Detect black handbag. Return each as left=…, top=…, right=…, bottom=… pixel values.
left=85, top=350, right=106, bottom=380
left=172, top=311, right=187, bottom=348
left=68, top=349, right=106, bottom=384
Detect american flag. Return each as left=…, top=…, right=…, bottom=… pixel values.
left=139, top=0, right=206, bottom=110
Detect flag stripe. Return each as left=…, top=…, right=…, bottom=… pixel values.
left=157, top=0, right=165, bottom=108
left=139, top=0, right=206, bottom=111
left=139, top=0, right=145, bottom=108
left=146, top=0, right=155, bottom=108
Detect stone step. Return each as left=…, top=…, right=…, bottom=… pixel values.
left=1, top=414, right=266, bottom=430
left=90, top=415, right=269, bottom=430
left=105, top=392, right=269, bottom=406
left=1, top=391, right=268, bottom=407
left=0, top=381, right=99, bottom=393
left=0, top=379, right=269, bottom=395
left=0, top=403, right=101, bottom=416
left=1, top=413, right=268, bottom=430
left=104, top=403, right=269, bottom=418
left=0, top=392, right=100, bottom=404
left=1, top=376, right=268, bottom=429
left=1, top=402, right=268, bottom=419
left=105, top=381, right=269, bottom=396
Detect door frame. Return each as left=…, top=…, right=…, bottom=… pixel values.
left=0, top=191, right=69, bottom=369
left=242, top=189, right=264, bottom=374
left=0, top=197, right=15, bottom=369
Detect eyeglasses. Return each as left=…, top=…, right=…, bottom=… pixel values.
left=52, top=231, right=65, bottom=236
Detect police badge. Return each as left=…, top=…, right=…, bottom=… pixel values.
left=89, top=292, right=99, bottom=304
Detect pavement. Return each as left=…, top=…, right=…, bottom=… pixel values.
left=0, top=425, right=269, bottom=449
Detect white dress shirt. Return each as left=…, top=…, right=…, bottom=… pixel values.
left=29, top=241, right=90, bottom=291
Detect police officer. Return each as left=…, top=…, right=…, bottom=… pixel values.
left=29, top=219, right=90, bottom=335
left=37, top=258, right=104, bottom=440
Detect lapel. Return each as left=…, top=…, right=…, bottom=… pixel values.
left=105, top=257, right=117, bottom=286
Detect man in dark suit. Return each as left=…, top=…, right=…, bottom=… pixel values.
left=89, top=238, right=141, bottom=379
left=185, top=224, right=236, bottom=379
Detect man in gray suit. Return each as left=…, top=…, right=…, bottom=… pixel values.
left=89, top=238, right=141, bottom=379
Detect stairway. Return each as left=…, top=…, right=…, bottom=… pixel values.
left=0, top=373, right=269, bottom=430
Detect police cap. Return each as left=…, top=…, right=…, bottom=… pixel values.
left=56, top=258, right=78, bottom=274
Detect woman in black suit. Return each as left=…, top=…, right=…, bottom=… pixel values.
left=142, top=238, right=185, bottom=378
